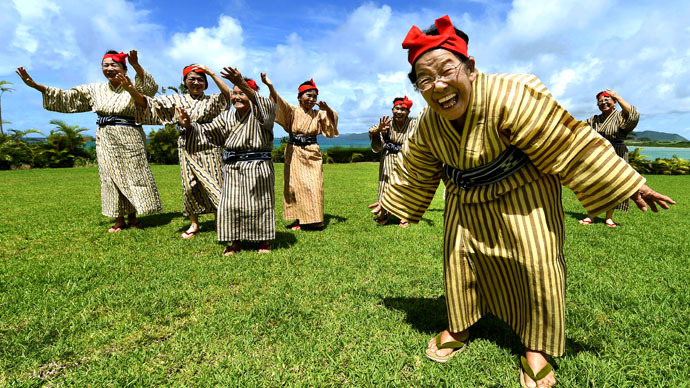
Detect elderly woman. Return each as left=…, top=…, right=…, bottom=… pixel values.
left=579, top=90, right=639, bottom=227
left=177, top=67, right=276, bottom=255
left=380, top=15, right=673, bottom=388
left=260, top=75, right=338, bottom=230
left=16, top=50, right=162, bottom=232
left=119, top=64, right=230, bottom=238
left=368, top=96, right=417, bottom=227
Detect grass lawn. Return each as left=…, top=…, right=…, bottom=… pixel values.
left=0, top=163, right=688, bottom=387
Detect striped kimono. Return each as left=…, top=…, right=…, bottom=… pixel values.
left=381, top=72, right=645, bottom=356
left=275, top=96, right=339, bottom=224
left=585, top=107, right=639, bottom=212
left=190, top=95, right=276, bottom=242
left=136, top=93, right=227, bottom=216
left=369, top=117, right=418, bottom=202
left=43, top=73, right=162, bottom=217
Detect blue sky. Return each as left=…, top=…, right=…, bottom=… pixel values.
left=2, top=0, right=690, bottom=139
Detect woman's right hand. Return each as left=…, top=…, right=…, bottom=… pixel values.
left=377, top=116, right=392, bottom=133
left=176, top=107, right=193, bottom=130
left=16, top=67, right=37, bottom=89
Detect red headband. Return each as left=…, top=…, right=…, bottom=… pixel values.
left=394, top=96, right=413, bottom=109
left=102, top=52, right=128, bottom=65
left=596, top=91, right=611, bottom=99
left=298, top=78, right=318, bottom=94
left=402, top=15, right=468, bottom=65
left=246, top=79, right=259, bottom=92
left=183, top=65, right=204, bottom=78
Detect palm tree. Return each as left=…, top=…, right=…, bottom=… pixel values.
left=0, top=80, right=15, bottom=135
left=36, top=120, right=93, bottom=167
left=0, top=128, right=43, bottom=169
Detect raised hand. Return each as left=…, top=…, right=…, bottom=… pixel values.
left=377, top=116, right=392, bottom=133
left=176, top=107, right=192, bottom=130
left=630, top=184, right=675, bottom=212
left=114, top=73, right=135, bottom=91
left=260, top=72, right=273, bottom=88
left=192, top=64, right=212, bottom=75
left=128, top=50, right=139, bottom=67
left=16, top=67, right=36, bottom=88
left=317, top=100, right=332, bottom=112
left=220, top=66, right=243, bottom=85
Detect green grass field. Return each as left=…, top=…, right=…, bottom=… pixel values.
left=1, top=164, right=688, bottom=387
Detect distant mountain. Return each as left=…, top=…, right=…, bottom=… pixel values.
left=632, top=131, right=688, bottom=142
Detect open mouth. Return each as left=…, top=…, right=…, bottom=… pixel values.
left=437, top=93, right=458, bottom=110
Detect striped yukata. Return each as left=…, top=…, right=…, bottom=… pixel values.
left=585, top=107, right=639, bottom=212
left=136, top=93, right=228, bottom=216
left=369, top=117, right=418, bottom=202
left=190, top=95, right=276, bottom=242
left=381, top=72, right=645, bottom=356
left=43, top=72, right=162, bottom=218
left=275, top=96, right=339, bottom=224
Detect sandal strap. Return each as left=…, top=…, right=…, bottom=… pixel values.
left=521, top=356, right=553, bottom=382
left=435, top=332, right=469, bottom=350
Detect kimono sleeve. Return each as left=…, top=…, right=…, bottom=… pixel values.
left=619, top=106, right=640, bottom=135
left=42, top=84, right=93, bottom=113
left=274, top=94, right=294, bottom=133
left=134, top=71, right=158, bottom=97
left=380, top=109, right=443, bottom=223
left=319, top=109, right=338, bottom=138
left=252, top=95, right=277, bottom=131
left=501, top=77, right=645, bottom=216
left=368, top=124, right=384, bottom=153
left=190, top=111, right=229, bottom=148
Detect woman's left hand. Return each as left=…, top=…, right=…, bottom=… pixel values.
left=631, top=184, right=675, bottom=212
left=604, top=89, right=619, bottom=101
left=128, top=50, right=139, bottom=67
left=193, top=64, right=212, bottom=75
left=317, top=100, right=331, bottom=112
left=220, top=66, right=243, bottom=85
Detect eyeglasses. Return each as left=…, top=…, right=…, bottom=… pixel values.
left=415, top=63, right=463, bottom=92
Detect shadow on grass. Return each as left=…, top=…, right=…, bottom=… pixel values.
left=564, top=210, right=589, bottom=222
left=383, top=296, right=598, bottom=357
left=324, top=213, right=347, bottom=228
left=273, top=231, right=298, bottom=250
left=139, top=212, right=180, bottom=228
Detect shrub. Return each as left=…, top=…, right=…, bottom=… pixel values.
left=148, top=124, right=179, bottom=164
left=0, top=129, right=42, bottom=170
left=33, top=120, right=93, bottom=168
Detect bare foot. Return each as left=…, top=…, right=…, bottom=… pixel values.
left=426, top=329, right=469, bottom=359
left=367, top=201, right=379, bottom=209
left=578, top=217, right=592, bottom=225
left=399, top=220, right=409, bottom=228
left=522, top=350, right=556, bottom=388
left=257, top=242, right=271, bottom=254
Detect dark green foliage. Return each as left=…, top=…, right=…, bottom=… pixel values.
left=0, top=128, right=42, bottom=169
left=271, top=136, right=289, bottom=162
left=33, top=120, right=93, bottom=168
left=147, top=124, right=180, bottom=164
left=321, top=146, right=378, bottom=163
left=628, top=148, right=689, bottom=175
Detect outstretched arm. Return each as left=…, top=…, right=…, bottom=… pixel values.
left=630, top=184, right=675, bottom=213
left=16, top=67, right=47, bottom=93
left=115, top=73, right=147, bottom=108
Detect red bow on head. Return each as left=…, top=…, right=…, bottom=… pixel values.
left=394, top=96, right=413, bottom=109
left=597, top=91, right=611, bottom=99
left=183, top=65, right=205, bottom=78
left=246, top=79, right=259, bottom=92
left=402, top=15, right=468, bottom=65
left=298, top=78, right=318, bottom=94
left=102, top=52, right=128, bottom=65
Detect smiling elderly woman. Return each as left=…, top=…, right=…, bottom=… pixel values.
left=579, top=90, right=640, bottom=227
left=120, top=64, right=231, bottom=239
left=177, top=67, right=276, bottom=256
left=16, top=50, right=162, bottom=233
left=379, top=15, right=673, bottom=388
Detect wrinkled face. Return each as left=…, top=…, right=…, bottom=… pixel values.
left=185, top=72, right=207, bottom=96
left=414, top=49, right=476, bottom=123
left=597, top=95, right=616, bottom=115
left=392, top=105, right=410, bottom=122
left=232, top=85, right=250, bottom=113
left=102, top=58, right=125, bottom=83
left=299, top=90, right=318, bottom=110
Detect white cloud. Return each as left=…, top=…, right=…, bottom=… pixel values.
left=168, top=15, right=246, bottom=71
